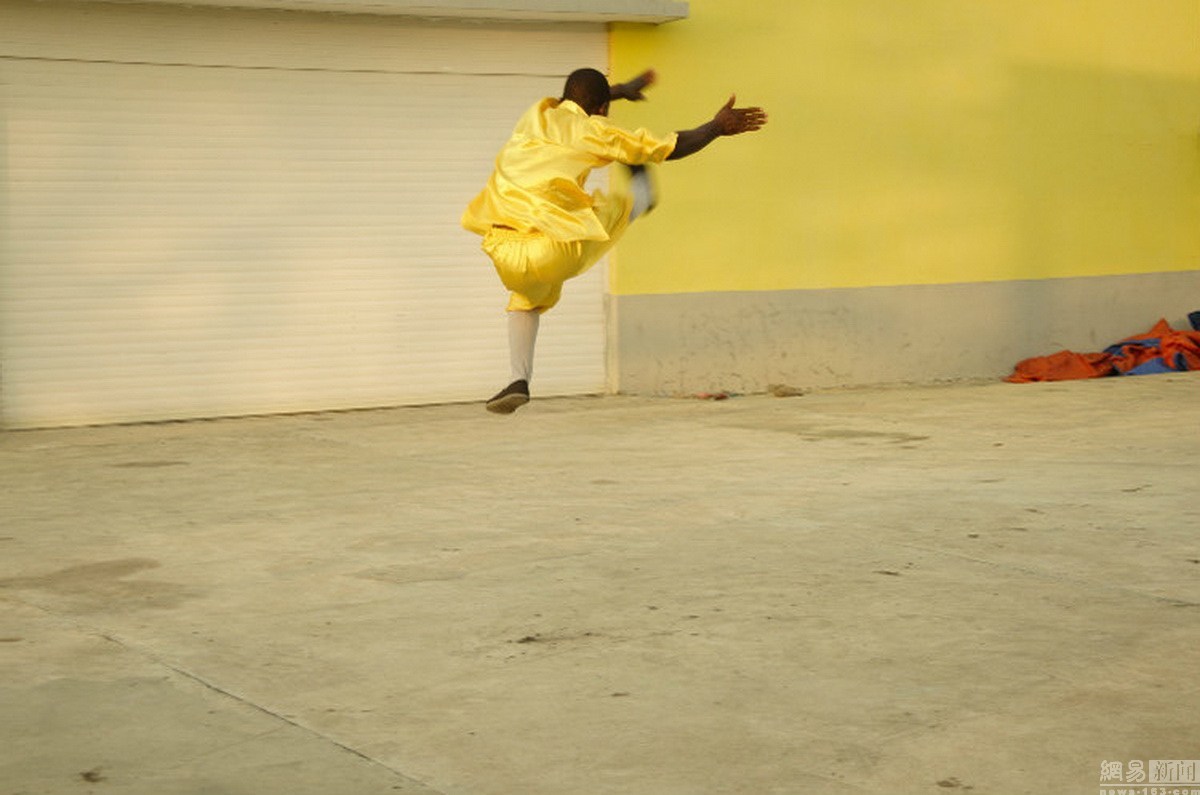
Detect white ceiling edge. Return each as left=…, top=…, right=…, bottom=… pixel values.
left=78, top=0, right=689, bottom=22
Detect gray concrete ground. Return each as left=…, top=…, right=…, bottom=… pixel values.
left=2, top=375, right=1199, bottom=795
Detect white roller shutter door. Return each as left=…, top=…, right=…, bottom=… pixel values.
left=0, top=2, right=608, bottom=427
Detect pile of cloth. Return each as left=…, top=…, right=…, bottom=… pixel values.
left=1007, top=313, right=1200, bottom=383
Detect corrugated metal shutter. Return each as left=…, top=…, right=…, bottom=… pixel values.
left=0, top=3, right=608, bottom=427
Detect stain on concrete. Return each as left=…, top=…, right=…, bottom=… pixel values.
left=354, top=565, right=466, bottom=585
left=0, top=558, right=196, bottom=611
left=80, top=767, right=106, bottom=783
left=768, top=383, right=807, bottom=397
left=110, top=460, right=190, bottom=469
left=512, top=631, right=599, bottom=645
left=802, top=428, right=930, bottom=444
left=726, top=420, right=930, bottom=444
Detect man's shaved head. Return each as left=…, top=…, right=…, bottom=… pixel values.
left=562, top=68, right=611, bottom=115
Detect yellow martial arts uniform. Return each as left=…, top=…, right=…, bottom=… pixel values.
left=462, top=98, right=677, bottom=312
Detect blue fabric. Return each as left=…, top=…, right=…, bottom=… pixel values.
left=1121, top=357, right=1176, bottom=376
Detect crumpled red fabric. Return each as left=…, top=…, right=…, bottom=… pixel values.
left=1007, top=318, right=1200, bottom=383
left=1006, top=350, right=1115, bottom=382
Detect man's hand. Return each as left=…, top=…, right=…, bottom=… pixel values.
left=612, top=70, right=657, bottom=102
left=667, top=92, right=768, bottom=160
left=713, top=95, right=768, bottom=136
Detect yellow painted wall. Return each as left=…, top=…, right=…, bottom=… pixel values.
left=609, top=1, right=1200, bottom=295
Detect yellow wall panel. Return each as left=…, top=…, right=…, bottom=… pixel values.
left=610, top=0, right=1200, bottom=294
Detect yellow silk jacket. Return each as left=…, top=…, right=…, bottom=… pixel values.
left=462, top=98, right=677, bottom=242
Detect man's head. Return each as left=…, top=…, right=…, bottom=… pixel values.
left=562, top=68, right=610, bottom=116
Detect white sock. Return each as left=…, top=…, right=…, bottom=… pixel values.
left=508, top=310, right=540, bottom=383
left=629, top=168, right=655, bottom=222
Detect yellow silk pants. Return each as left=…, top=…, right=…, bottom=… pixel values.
left=481, top=189, right=633, bottom=313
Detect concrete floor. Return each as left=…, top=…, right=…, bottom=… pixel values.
left=2, top=375, right=1199, bottom=795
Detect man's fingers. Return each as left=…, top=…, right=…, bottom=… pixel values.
left=630, top=69, right=655, bottom=97
left=714, top=96, right=767, bottom=135
left=625, top=70, right=657, bottom=101
left=739, top=106, right=768, bottom=130
left=732, top=106, right=768, bottom=133
left=745, top=107, right=767, bottom=129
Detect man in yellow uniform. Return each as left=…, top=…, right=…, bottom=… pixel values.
left=462, top=68, right=767, bottom=414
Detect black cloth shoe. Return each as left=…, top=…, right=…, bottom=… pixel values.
left=486, top=379, right=530, bottom=414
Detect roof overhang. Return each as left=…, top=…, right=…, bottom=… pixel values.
left=87, top=0, right=689, bottom=22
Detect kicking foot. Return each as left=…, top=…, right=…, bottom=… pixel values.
left=486, top=379, right=530, bottom=414
left=626, top=163, right=658, bottom=220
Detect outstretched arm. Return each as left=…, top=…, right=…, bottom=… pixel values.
left=610, top=70, right=656, bottom=102
left=666, top=95, right=768, bottom=160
